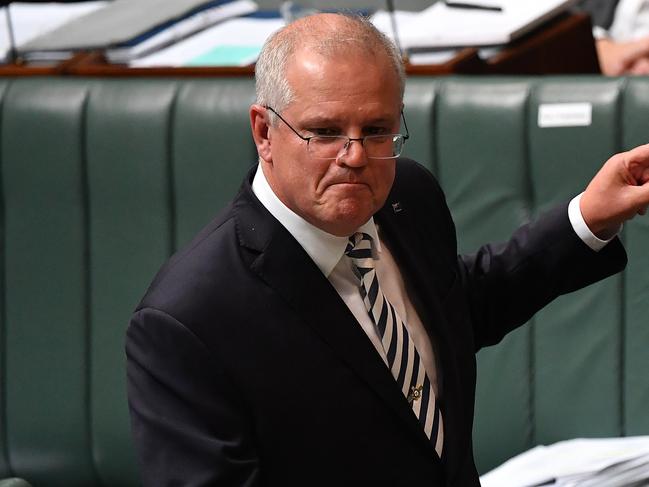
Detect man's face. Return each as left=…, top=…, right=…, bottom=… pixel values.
left=253, top=48, right=402, bottom=237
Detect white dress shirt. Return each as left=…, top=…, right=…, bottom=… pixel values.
left=593, top=0, right=649, bottom=40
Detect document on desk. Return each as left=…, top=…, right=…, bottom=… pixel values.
left=374, top=0, right=578, bottom=50
left=130, top=15, right=284, bottom=67
left=105, top=0, right=257, bottom=63
left=19, top=0, right=256, bottom=63
left=480, top=436, right=649, bottom=487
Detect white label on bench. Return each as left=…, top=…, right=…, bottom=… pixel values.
left=538, top=103, right=592, bottom=128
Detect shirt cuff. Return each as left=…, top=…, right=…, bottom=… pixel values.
left=592, top=26, right=610, bottom=40
left=568, top=193, right=620, bottom=252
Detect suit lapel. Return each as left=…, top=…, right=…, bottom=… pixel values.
left=232, top=177, right=438, bottom=457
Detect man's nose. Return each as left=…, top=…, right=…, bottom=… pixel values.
left=337, top=138, right=367, bottom=166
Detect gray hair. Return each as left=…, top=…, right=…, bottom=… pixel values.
left=255, top=13, right=406, bottom=125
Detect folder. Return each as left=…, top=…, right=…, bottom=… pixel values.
left=20, top=0, right=256, bottom=62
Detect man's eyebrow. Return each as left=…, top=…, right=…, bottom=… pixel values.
left=299, top=115, right=340, bottom=126
left=300, top=115, right=396, bottom=126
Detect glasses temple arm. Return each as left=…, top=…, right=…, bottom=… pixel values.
left=401, top=111, right=410, bottom=140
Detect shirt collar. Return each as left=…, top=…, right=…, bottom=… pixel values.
left=251, top=163, right=381, bottom=277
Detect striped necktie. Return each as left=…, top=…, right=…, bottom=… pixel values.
left=346, top=232, right=443, bottom=457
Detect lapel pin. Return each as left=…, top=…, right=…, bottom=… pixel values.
left=391, top=202, right=403, bottom=213
left=407, top=384, right=424, bottom=404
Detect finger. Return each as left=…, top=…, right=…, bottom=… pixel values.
left=640, top=166, right=649, bottom=185
left=625, top=144, right=649, bottom=176
left=629, top=184, right=649, bottom=212
left=628, top=160, right=649, bottom=185
left=630, top=57, right=649, bottom=75
left=623, top=37, right=649, bottom=65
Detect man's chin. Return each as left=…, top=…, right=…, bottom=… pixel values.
left=321, top=204, right=377, bottom=236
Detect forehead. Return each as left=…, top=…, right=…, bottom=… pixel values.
left=284, top=48, right=402, bottom=120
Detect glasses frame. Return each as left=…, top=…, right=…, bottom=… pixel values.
left=265, top=105, right=410, bottom=160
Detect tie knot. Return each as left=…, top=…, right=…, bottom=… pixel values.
left=345, top=233, right=376, bottom=279
left=345, top=232, right=374, bottom=258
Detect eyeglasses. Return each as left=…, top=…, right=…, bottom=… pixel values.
left=265, top=106, right=409, bottom=160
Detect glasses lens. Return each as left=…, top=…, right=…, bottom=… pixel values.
left=308, top=136, right=348, bottom=159
left=365, top=135, right=403, bottom=159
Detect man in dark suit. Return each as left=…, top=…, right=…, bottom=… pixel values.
left=126, top=13, right=649, bottom=487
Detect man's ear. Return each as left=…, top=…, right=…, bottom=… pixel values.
left=250, top=104, right=272, bottom=163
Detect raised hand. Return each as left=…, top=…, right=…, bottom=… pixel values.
left=581, top=144, right=649, bottom=238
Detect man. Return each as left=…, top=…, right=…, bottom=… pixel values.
left=126, top=13, right=649, bottom=487
left=579, top=0, right=649, bottom=75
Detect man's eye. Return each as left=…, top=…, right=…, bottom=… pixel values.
left=365, top=127, right=388, bottom=136
left=310, top=128, right=340, bottom=136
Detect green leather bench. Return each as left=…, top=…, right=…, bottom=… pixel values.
left=0, top=76, right=647, bottom=486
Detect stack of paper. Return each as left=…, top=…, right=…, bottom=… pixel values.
left=372, top=0, right=578, bottom=50
left=0, top=2, right=107, bottom=64
left=131, top=13, right=284, bottom=67
left=480, top=436, right=649, bottom=487
left=106, top=0, right=257, bottom=63
left=19, top=0, right=258, bottom=64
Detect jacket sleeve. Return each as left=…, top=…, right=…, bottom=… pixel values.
left=126, top=307, right=259, bottom=487
left=392, top=159, right=628, bottom=353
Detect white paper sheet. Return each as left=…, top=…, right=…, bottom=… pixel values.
left=373, top=0, right=578, bottom=49
left=480, top=436, right=649, bottom=487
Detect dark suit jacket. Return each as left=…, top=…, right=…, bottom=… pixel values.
left=577, top=0, right=620, bottom=29
left=126, top=158, right=626, bottom=487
